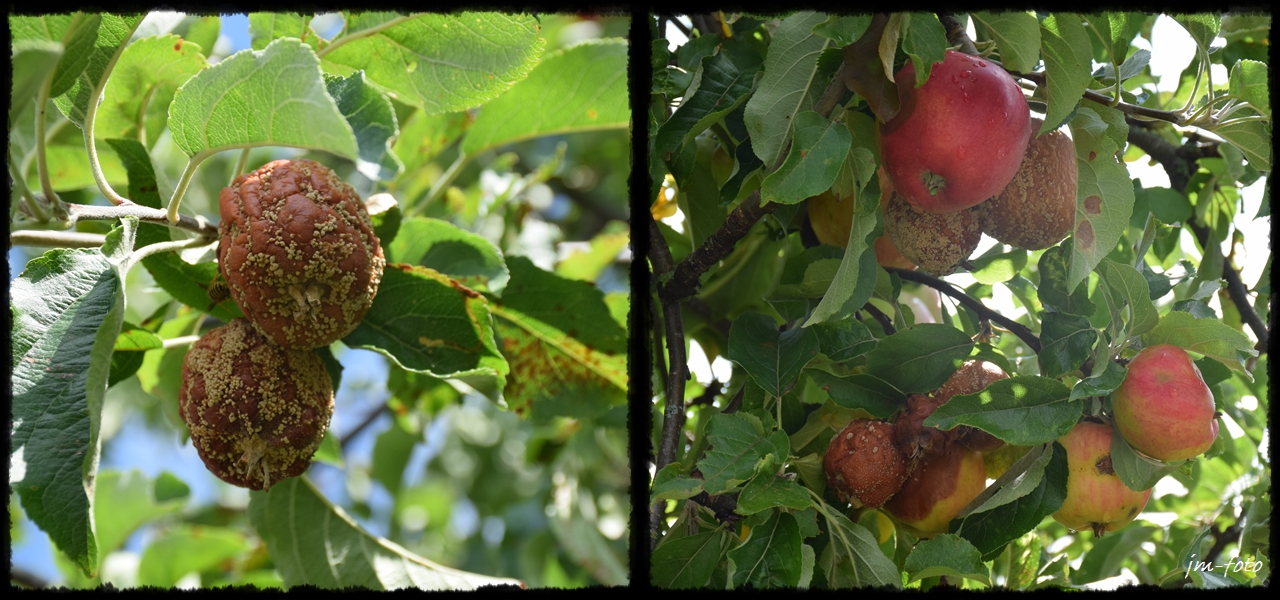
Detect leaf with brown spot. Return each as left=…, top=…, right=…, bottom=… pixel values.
left=343, top=264, right=508, bottom=394
left=491, top=257, right=627, bottom=421
left=1065, top=105, right=1133, bottom=291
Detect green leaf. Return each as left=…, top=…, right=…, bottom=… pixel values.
left=969, top=443, right=1054, bottom=514
left=744, top=11, right=833, bottom=168
left=371, top=419, right=419, bottom=496
left=168, top=38, right=358, bottom=160
left=392, top=109, right=473, bottom=197
left=655, top=44, right=761, bottom=157
left=804, top=182, right=882, bottom=326
left=812, top=318, right=876, bottom=361
left=1069, top=359, right=1126, bottom=401
left=737, top=474, right=813, bottom=515
left=10, top=221, right=135, bottom=577
left=1095, top=259, right=1159, bottom=338
left=490, top=257, right=626, bottom=421
left=464, top=38, right=628, bottom=155
left=1067, top=105, right=1135, bottom=291
left=1039, top=14, right=1092, bottom=133
left=1071, top=525, right=1160, bottom=585
left=651, top=529, right=731, bottom=588
left=135, top=308, right=202, bottom=409
left=555, top=221, right=629, bottom=282
left=900, top=13, right=949, bottom=88
left=1085, top=13, right=1143, bottom=69
left=806, top=371, right=905, bottom=419
left=925, top=376, right=1080, bottom=446
left=93, top=470, right=189, bottom=560
left=138, top=525, right=249, bottom=587
left=1038, top=310, right=1098, bottom=378
left=812, top=15, right=870, bottom=47
left=762, top=111, right=853, bottom=206
left=650, top=463, right=705, bottom=505
left=174, top=15, right=220, bottom=55
left=248, top=476, right=524, bottom=589
left=324, top=71, right=403, bottom=181
left=53, top=13, right=142, bottom=128
left=727, top=512, right=804, bottom=588
left=727, top=312, right=821, bottom=398
left=386, top=217, right=509, bottom=294
left=248, top=12, right=313, bottom=51
left=972, top=11, right=1041, bottom=74
left=105, top=138, right=241, bottom=321
left=1141, top=311, right=1258, bottom=373
left=343, top=264, right=509, bottom=390
left=819, top=510, right=902, bottom=588
left=1213, top=119, right=1271, bottom=172
left=1228, top=59, right=1270, bottom=117
left=9, top=38, right=63, bottom=126
left=322, top=12, right=544, bottom=115
left=1037, top=243, right=1094, bottom=314
left=904, top=534, right=990, bottom=586
left=95, top=35, right=208, bottom=148
left=970, top=248, right=1028, bottom=285
left=1172, top=13, right=1221, bottom=50
left=952, top=442, right=1068, bottom=561
left=863, top=323, right=974, bottom=394
left=9, top=13, right=102, bottom=98
left=697, top=413, right=790, bottom=495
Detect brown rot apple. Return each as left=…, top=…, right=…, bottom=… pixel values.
left=883, top=447, right=987, bottom=538
left=1111, top=344, right=1219, bottom=462
left=878, top=50, right=1031, bottom=214
left=882, top=192, right=982, bottom=276
left=933, top=360, right=1009, bottom=452
left=1052, top=421, right=1152, bottom=537
left=824, top=419, right=910, bottom=508
left=979, top=117, right=1078, bottom=250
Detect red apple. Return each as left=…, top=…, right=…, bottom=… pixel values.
left=1111, top=345, right=1219, bottom=462
left=883, top=447, right=986, bottom=538
left=1052, top=421, right=1152, bottom=537
left=878, top=50, right=1031, bottom=214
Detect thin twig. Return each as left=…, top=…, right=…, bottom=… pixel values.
left=649, top=215, right=690, bottom=553
left=863, top=302, right=896, bottom=336
left=9, top=230, right=108, bottom=248
left=938, top=13, right=978, bottom=56
left=65, top=202, right=218, bottom=238
left=886, top=267, right=1042, bottom=353
left=339, top=402, right=389, bottom=453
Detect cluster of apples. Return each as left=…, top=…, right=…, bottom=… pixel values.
left=1052, top=345, right=1220, bottom=537
left=808, top=50, right=1078, bottom=275
left=823, top=360, right=1009, bottom=538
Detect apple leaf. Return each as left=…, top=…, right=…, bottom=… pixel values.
left=804, top=180, right=882, bottom=326
left=952, top=443, right=1068, bottom=562
left=807, top=370, right=905, bottom=419
left=864, top=323, right=974, bottom=394
left=696, top=412, right=790, bottom=495
left=1066, top=105, right=1135, bottom=293
left=95, top=35, right=208, bottom=147
left=925, top=376, right=1080, bottom=446
left=1171, top=13, right=1221, bottom=51
left=760, top=111, right=853, bottom=205
left=744, top=11, right=834, bottom=168
left=651, top=529, right=732, bottom=589
left=1039, top=14, right=1092, bottom=133
left=972, top=11, right=1041, bottom=74
left=904, top=534, right=990, bottom=586
left=1095, top=258, right=1160, bottom=338
left=52, top=13, right=143, bottom=128
left=819, top=510, right=902, bottom=588
left=650, top=463, right=705, bottom=505
left=655, top=43, right=762, bottom=156
left=728, top=313, right=821, bottom=398
left=840, top=15, right=900, bottom=123
left=1038, top=310, right=1098, bottom=379
left=1141, top=311, right=1258, bottom=374
left=900, top=13, right=948, bottom=88
left=727, top=512, right=804, bottom=588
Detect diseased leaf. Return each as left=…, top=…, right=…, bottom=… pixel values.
left=1066, top=105, right=1134, bottom=291
left=490, top=257, right=626, bottom=421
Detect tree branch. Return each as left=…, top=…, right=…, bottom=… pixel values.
left=660, top=191, right=778, bottom=302
left=58, top=201, right=219, bottom=239
left=649, top=215, right=691, bottom=551
left=862, top=302, right=896, bottom=336
left=886, top=267, right=1042, bottom=353
left=938, top=13, right=978, bottom=56
left=1124, top=124, right=1270, bottom=351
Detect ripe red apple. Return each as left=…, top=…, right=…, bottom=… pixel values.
left=1052, top=421, right=1152, bottom=537
left=1111, top=345, right=1219, bottom=462
left=883, top=447, right=986, bottom=538
left=878, top=50, right=1031, bottom=214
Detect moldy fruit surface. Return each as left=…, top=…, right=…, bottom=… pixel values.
left=883, top=446, right=986, bottom=538
left=879, top=50, right=1031, bottom=214
left=883, top=192, right=981, bottom=276
left=824, top=419, right=910, bottom=508
left=179, top=318, right=335, bottom=491
left=979, top=117, right=1078, bottom=250
left=219, top=159, right=385, bottom=349
left=1111, top=344, right=1219, bottom=462
left=1052, top=421, right=1152, bottom=537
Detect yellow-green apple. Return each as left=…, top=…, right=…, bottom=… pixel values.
left=1052, top=421, right=1152, bottom=537
left=883, top=447, right=986, bottom=538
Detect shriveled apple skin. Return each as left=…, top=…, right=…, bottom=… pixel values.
left=879, top=50, right=1031, bottom=215
left=1052, top=421, right=1152, bottom=537
left=883, top=447, right=986, bottom=538
left=1112, top=344, right=1219, bottom=462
